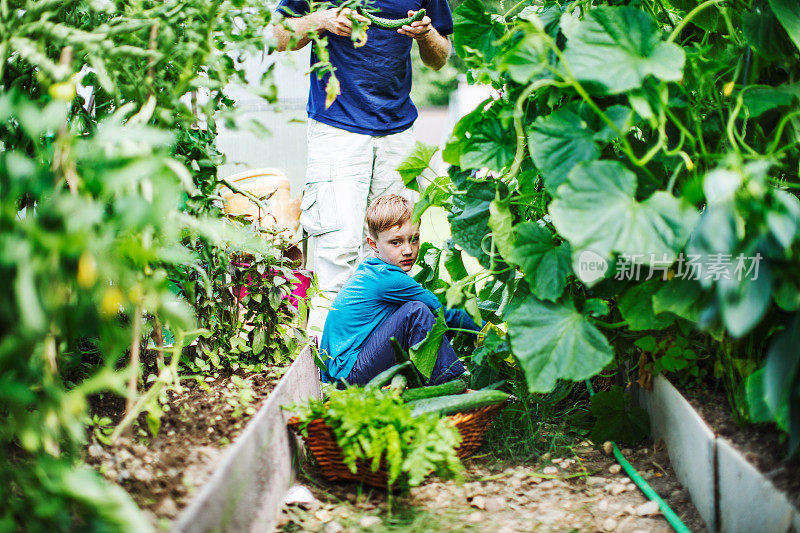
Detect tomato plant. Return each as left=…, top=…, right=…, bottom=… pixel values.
left=0, top=0, right=300, bottom=529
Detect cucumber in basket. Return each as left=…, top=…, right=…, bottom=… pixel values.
left=365, top=361, right=412, bottom=390
left=408, top=389, right=510, bottom=417
left=400, top=378, right=467, bottom=402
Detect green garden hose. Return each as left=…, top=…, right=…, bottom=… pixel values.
left=584, top=379, right=691, bottom=533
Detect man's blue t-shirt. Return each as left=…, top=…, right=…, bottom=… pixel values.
left=320, top=257, right=475, bottom=381
left=276, top=0, right=453, bottom=136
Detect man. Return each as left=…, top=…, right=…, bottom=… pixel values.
left=273, top=0, right=452, bottom=338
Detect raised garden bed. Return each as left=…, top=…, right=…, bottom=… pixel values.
left=85, top=346, right=319, bottom=532
left=636, top=375, right=800, bottom=533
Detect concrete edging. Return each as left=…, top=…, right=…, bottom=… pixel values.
left=636, top=375, right=800, bottom=533
left=172, top=346, right=320, bottom=533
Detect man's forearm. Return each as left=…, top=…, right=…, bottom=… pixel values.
left=416, top=29, right=450, bottom=71
left=273, top=14, right=319, bottom=52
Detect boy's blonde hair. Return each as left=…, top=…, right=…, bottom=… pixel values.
left=366, top=194, right=413, bottom=239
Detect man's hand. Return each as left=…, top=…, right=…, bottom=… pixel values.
left=312, top=7, right=369, bottom=37
left=397, top=10, right=432, bottom=40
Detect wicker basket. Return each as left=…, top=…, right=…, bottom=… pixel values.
left=287, top=400, right=506, bottom=489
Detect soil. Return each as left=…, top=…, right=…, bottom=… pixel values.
left=278, top=438, right=707, bottom=532
left=682, top=387, right=800, bottom=510
left=84, top=369, right=282, bottom=528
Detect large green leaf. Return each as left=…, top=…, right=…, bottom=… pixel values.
left=396, top=142, right=438, bottom=192
left=561, top=6, right=685, bottom=95
left=448, top=180, right=495, bottom=269
left=653, top=278, right=705, bottom=322
left=410, top=309, right=449, bottom=381
left=528, top=103, right=633, bottom=191
left=589, top=386, right=650, bottom=445
left=507, top=295, right=613, bottom=393
left=618, top=279, right=676, bottom=331
left=453, top=0, right=505, bottom=64
left=549, top=161, right=698, bottom=283
left=767, top=0, right=800, bottom=54
left=507, top=222, right=571, bottom=301
left=459, top=115, right=517, bottom=173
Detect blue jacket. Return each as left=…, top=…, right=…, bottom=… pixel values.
left=320, top=258, right=476, bottom=381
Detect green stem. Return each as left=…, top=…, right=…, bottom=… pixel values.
left=502, top=0, right=530, bottom=20
left=591, top=319, right=628, bottom=329
left=447, top=327, right=487, bottom=336
left=507, top=78, right=562, bottom=182
left=667, top=0, right=725, bottom=43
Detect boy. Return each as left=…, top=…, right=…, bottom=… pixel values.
left=320, top=194, right=476, bottom=386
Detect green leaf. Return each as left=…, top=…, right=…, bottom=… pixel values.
left=561, top=6, right=685, bottom=95
left=412, top=174, right=453, bottom=222
left=618, top=279, right=676, bottom=331
left=583, top=298, right=610, bottom=318
left=505, top=222, right=571, bottom=302
left=742, top=85, right=797, bottom=118
left=447, top=180, right=495, bottom=269
left=500, top=30, right=548, bottom=84
left=397, top=142, right=438, bottom=192
left=767, top=0, right=800, bottom=54
left=652, top=278, right=705, bottom=322
left=459, top=113, right=517, bottom=173
left=549, top=161, right=698, bottom=284
left=528, top=103, right=633, bottom=191
left=589, top=386, right=650, bottom=445
left=717, top=266, right=773, bottom=338
left=507, top=295, right=614, bottom=393
left=410, top=309, right=449, bottom=381
left=453, top=0, right=505, bottom=65
left=634, top=335, right=657, bottom=353
left=443, top=240, right=469, bottom=281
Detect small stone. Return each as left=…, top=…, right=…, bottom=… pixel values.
left=540, top=452, right=551, bottom=461
left=626, top=483, right=636, bottom=492
left=284, top=485, right=320, bottom=511
left=87, top=444, right=105, bottom=459
left=530, top=476, right=543, bottom=485
left=470, top=495, right=486, bottom=510
left=635, top=501, right=660, bottom=516
left=155, top=497, right=178, bottom=518
left=552, top=457, right=563, bottom=464
left=359, top=516, right=382, bottom=528
left=624, top=505, right=637, bottom=515
left=323, top=520, right=343, bottom=533
left=609, top=484, right=627, bottom=496
left=621, top=448, right=632, bottom=455
left=133, top=443, right=148, bottom=456
left=587, top=476, right=607, bottom=487
left=597, top=499, right=609, bottom=511
left=117, top=469, right=131, bottom=481
left=542, top=466, right=558, bottom=475
left=619, top=477, right=631, bottom=484
left=132, top=468, right=153, bottom=483
left=467, top=511, right=484, bottom=523
left=602, top=517, right=618, bottom=531
left=603, top=442, right=614, bottom=455
left=117, top=449, right=133, bottom=462
left=608, top=464, right=621, bottom=475
left=485, top=497, right=505, bottom=513
left=670, top=489, right=684, bottom=499
left=315, top=509, right=333, bottom=522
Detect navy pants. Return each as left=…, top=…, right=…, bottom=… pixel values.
left=346, top=301, right=467, bottom=386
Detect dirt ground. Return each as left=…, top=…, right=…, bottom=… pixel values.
left=278, top=438, right=706, bottom=533
left=84, top=369, right=281, bottom=528
left=684, top=388, right=800, bottom=509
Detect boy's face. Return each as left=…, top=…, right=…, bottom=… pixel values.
left=367, top=219, right=421, bottom=272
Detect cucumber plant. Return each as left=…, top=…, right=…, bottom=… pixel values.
left=401, top=0, right=800, bottom=452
